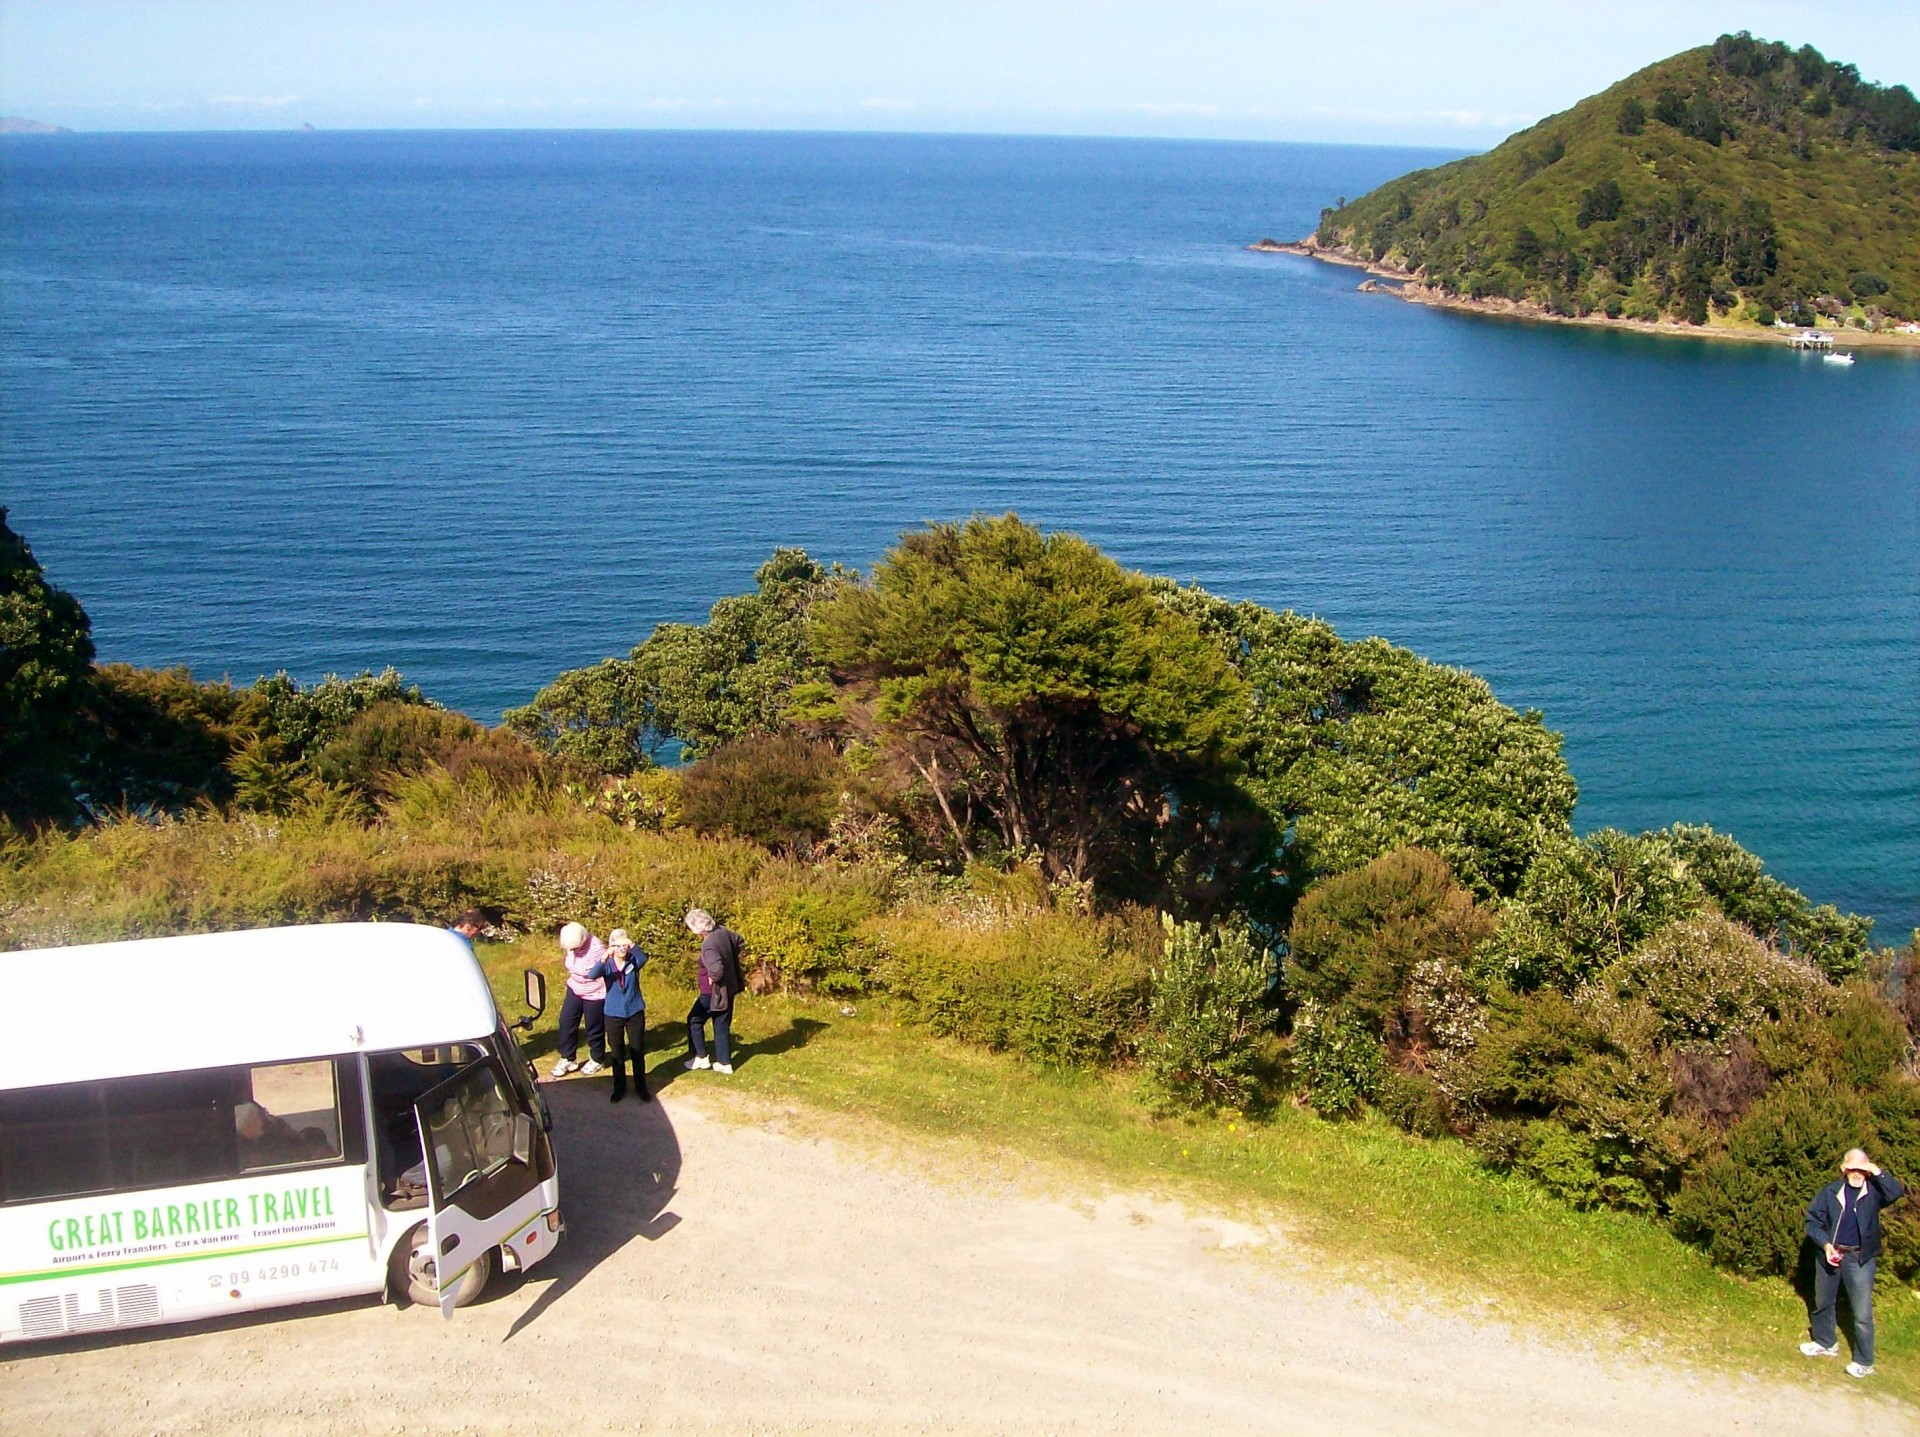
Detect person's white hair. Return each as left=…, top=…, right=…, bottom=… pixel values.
left=558, top=921, right=590, bottom=950
left=685, top=908, right=716, bottom=935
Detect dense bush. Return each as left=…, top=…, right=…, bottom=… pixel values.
left=506, top=549, right=841, bottom=772
left=1671, top=1078, right=1878, bottom=1275
left=1587, top=913, right=1822, bottom=1048
left=1285, top=848, right=1494, bottom=1052
left=1159, top=585, right=1577, bottom=905
left=1143, top=916, right=1275, bottom=1110
left=80, top=664, right=249, bottom=814
left=870, top=905, right=1155, bottom=1067
left=734, top=887, right=885, bottom=995
left=313, top=701, right=551, bottom=799
left=1292, top=1003, right=1386, bottom=1118
left=1284, top=829, right=1910, bottom=1269
left=679, top=734, right=853, bottom=854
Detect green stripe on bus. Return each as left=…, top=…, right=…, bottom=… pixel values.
left=0, top=1232, right=369, bottom=1287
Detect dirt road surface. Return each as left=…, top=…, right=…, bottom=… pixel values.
left=1, top=1079, right=1898, bottom=1435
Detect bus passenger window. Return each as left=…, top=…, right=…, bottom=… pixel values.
left=0, top=1083, right=110, bottom=1204
left=236, top=1060, right=342, bottom=1172
left=107, top=1070, right=235, bottom=1191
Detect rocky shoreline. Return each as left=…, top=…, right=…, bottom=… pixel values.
left=1249, top=237, right=1920, bottom=350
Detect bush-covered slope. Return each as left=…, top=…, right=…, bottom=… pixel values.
left=1312, top=33, right=1920, bottom=326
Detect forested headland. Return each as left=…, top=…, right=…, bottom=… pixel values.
left=5, top=505, right=1918, bottom=1291
left=1294, top=32, right=1920, bottom=333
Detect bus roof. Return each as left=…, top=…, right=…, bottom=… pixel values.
left=0, top=923, right=503, bottom=1091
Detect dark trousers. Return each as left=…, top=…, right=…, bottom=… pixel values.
left=687, top=995, right=733, bottom=1066
left=1812, top=1252, right=1876, bottom=1364
left=605, top=1012, right=649, bottom=1097
left=557, top=990, right=607, bottom=1064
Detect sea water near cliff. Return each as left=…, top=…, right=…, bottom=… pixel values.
left=2, top=131, right=1915, bottom=932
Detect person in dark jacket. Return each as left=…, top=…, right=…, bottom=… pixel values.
left=589, top=928, right=651, bottom=1104
left=1801, top=1147, right=1904, bottom=1377
left=684, top=908, right=745, bottom=1076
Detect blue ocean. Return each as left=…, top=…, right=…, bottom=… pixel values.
left=2, top=131, right=1915, bottom=933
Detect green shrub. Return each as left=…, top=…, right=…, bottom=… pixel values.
left=1510, top=1120, right=1659, bottom=1212
left=569, top=767, right=683, bottom=831
left=1587, top=912, right=1823, bottom=1048
left=1824, top=986, right=1909, bottom=1088
left=870, top=906, right=1153, bottom=1067
left=735, top=888, right=882, bottom=995
left=679, top=734, right=849, bottom=853
left=1376, top=1068, right=1453, bottom=1138
left=1293, top=1002, right=1385, bottom=1118
left=245, top=668, right=431, bottom=760
left=1479, top=830, right=1704, bottom=993
left=1785, top=903, right=1874, bottom=981
left=1284, top=847, right=1494, bottom=1051
left=310, top=702, right=551, bottom=802
left=81, top=664, right=248, bottom=813
left=1143, top=916, right=1275, bottom=1111
left=1671, top=1077, right=1876, bottom=1276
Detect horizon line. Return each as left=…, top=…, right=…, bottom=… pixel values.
left=0, top=121, right=1481, bottom=154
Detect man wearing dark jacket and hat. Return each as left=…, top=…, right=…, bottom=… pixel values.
left=1801, top=1147, right=1904, bottom=1378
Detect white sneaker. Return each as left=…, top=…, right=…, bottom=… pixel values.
left=713, top=1063, right=734, bottom=1075
left=550, top=1058, right=578, bottom=1078
left=1846, top=1362, right=1874, bottom=1378
left=1800, top=1341, right=1840, bottom=1358
left=579, top=1059, right=604, bottom=1075
left=685, top=1056, right=711, bottom=1071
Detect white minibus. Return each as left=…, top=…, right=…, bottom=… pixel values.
left=0, top=923, right=562, bottom=1343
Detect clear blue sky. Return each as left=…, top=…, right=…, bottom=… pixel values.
left=2, top=1, right=1914, bottom=147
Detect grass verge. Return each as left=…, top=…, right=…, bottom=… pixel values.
left=479, top=937, right=1918, bottom=1406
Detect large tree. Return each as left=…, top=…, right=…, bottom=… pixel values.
left=0, top=508, right=95, bottom=828
left=807, top=515, right=1254, bottom=902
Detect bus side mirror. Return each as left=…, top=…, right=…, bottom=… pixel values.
left=523, top=969, right=546, bottom=1017
left=511, top=1113, right=534, bottom=1166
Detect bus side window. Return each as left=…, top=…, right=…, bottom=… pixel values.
left=0, top=1083, right=110, bottom=1204
left=236, top=1060, right=342, bottom=1172
left=107, top=1070, right=235, bottom=1192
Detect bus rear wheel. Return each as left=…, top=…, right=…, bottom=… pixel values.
left=394, top=1221, right=492, bottom=1309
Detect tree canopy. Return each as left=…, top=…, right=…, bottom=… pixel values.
left=1155, top=583, right=1577, bottom=902
left=808, top=515, right=1254, bottom=904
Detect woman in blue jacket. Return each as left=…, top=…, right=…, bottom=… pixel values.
left=591, top=928, right=651, bottom=1104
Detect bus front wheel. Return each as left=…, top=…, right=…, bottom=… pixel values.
left=394, top=1222, right=492, bottom=1309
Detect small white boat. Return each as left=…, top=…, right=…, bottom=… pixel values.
left=1822, top=350, right=1855, bottom=366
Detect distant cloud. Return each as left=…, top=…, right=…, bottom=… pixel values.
left=1308, top=104, right=1534, bottom=132
left=1120, top=102, right=1225, bottom=118
left=858, top=97, right=914, bottom=113
left=207, top=93, right=301, bottom=110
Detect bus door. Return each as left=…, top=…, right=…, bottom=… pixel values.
left=411, top=1054, right=542, bottom=1318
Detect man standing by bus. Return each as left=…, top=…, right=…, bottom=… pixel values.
left=1801, top=1148, right=1904, bottom=1378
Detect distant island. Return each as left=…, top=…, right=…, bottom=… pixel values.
left=1265, top=33, right=1920, bottom=345
left=0, top=116, right=72, bottom=134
